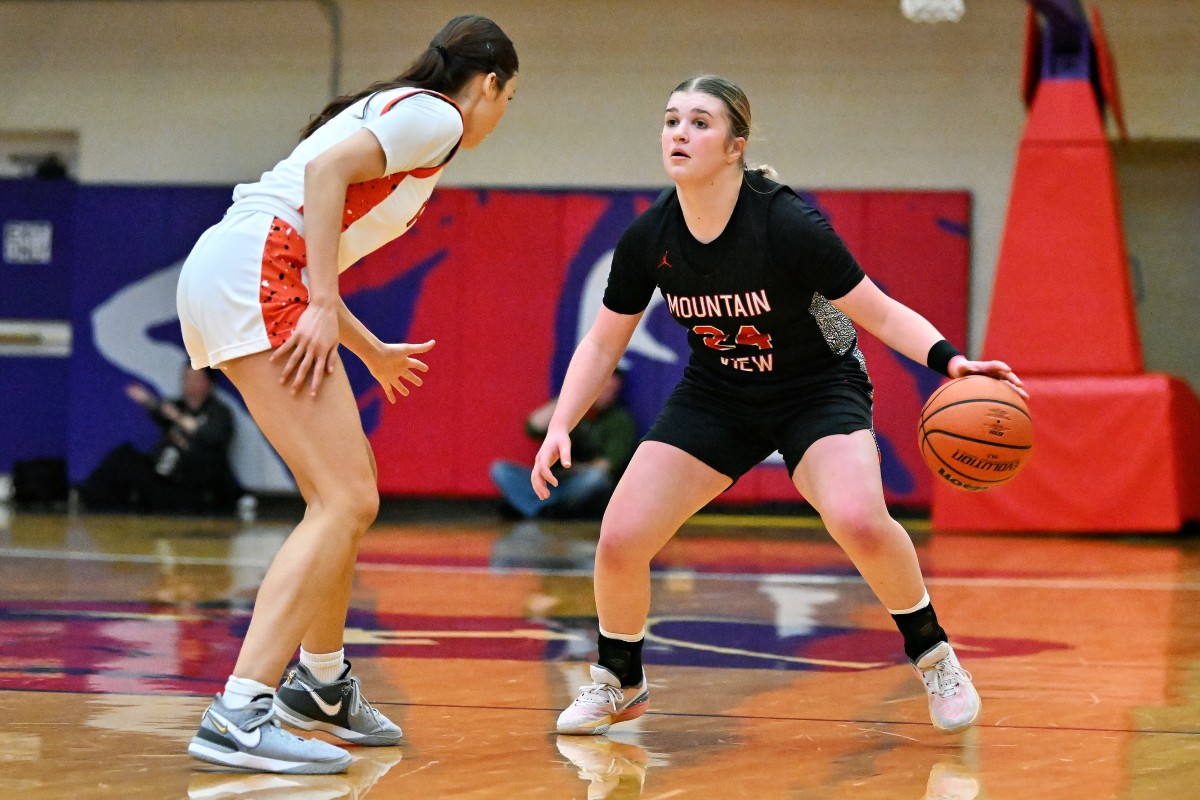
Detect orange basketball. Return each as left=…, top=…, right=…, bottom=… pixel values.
left=919, top=375, right=1033, bottom=491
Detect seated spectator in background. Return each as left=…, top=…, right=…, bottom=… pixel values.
left=490, top=370, right=637, bottom=519
left=79, top=363, right=240, bottom=514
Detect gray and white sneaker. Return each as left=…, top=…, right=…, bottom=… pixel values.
left=274, top=662, right=403, bottom=746
left=188, top=694, right=351, bottom=774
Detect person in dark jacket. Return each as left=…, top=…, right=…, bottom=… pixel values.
left=80, top=363, right=239, bottom=513
left=492, top=369, right=636, bottom=519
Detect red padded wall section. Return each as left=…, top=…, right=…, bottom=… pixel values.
left=349, top=188, right=969, bottom=505
left=932, top=375, right=1200, bottom=533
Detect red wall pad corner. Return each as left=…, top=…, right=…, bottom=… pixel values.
left=983, top=80, right=1142, bottom=375
left=931, top=375, right=1200, bottom=534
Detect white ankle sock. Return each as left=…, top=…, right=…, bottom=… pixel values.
left=887, top=589, right=931, bottom=616
left=222, top=675, right=275, bottom=709
left=300, top=647, right=346, bottom=685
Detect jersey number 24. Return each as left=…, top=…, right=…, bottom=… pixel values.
left=693, top=324, right=773, bottom=351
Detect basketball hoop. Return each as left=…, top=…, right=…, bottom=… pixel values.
left=901, top=0, right=965, bottom=24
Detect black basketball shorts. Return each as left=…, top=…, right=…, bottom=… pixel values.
left=642, top=375, right=875, bottom=481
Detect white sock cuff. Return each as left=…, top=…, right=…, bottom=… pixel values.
left=223, top=675, right=275, bottom=708
left=887, top=590, right=931, bottom=616
left=598, top=625, right=645, bottom=643
left=300, top=647, right=346, bottom=685
left=300, top=647, right=345, bottom=666
left=227, top=675, right=274, bottom=693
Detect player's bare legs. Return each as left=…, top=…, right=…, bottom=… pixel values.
left=594, top=441, right=731, bottom=633
left=299, top=439, right=375, bottom=654
left=791, top=429, right=925, bottom=609
left=188, top=350, right=376, bottom=772
left=221, top=349, right=378, bottom=685
left=558, top=442, right=728, bottom=735
left=218, top=351, right=401, bottom=747
left=794, top=429, right=980, bottom=732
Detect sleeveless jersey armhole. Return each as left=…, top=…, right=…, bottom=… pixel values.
left=376, top=89, right=464, bottom=169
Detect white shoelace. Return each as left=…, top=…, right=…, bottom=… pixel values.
left=575, top=681, right=624, bottom=710
left=925, top=659, right=973, bottom=698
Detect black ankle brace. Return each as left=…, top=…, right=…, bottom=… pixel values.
left=597, top=632, right=644, bottom=688
left=891, top=604, right=948, bottom=662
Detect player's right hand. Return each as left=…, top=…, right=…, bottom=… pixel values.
left=272, top=300, right=340, bottom=397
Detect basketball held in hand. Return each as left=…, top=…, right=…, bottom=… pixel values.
left=919, top=375, right=1033, bottom=491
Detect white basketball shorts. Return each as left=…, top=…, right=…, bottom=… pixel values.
left=177, top=210, right=309, bottom=369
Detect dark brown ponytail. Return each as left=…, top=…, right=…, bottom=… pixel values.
left=299, top=15, right=518, bottom=140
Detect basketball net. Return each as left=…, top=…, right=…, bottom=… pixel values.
left=900, top=0, right=965, bottom=23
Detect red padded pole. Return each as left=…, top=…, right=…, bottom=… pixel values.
left=982, top=79, right=1142, bottom=374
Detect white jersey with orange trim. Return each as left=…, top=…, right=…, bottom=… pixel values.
left=228, top=87, right=463, bottom=272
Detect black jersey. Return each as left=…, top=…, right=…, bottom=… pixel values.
left=603, top=171, right=870, bottom=393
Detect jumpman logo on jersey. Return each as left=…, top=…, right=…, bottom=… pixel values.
left=658, top=251, right=672, bottom=269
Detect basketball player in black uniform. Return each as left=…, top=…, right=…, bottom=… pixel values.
left=535, top=75, right=1026, bottom=737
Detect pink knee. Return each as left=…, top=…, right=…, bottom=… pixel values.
left=317, top=483, right=379, bottom=540
left=595, top=524, right=655, bottom=575
left=822, top=506, right=898, bottom=559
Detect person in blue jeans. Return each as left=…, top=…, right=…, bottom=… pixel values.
left=491, top=370, right=636, bottom=519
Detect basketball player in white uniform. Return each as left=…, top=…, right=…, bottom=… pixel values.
left=179, top=15, right=518, bottom=774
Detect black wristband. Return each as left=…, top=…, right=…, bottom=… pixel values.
left=926, top=339, right=961, bottom=378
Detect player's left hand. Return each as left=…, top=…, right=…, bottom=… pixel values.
left=949, top=356, right=1029, bottom=401
left=531, top=427, right=572, bottom=500
left=367, top=339, right=435, bottom=403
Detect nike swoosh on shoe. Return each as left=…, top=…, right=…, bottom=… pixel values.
left=207, top=710, right=262, bottom=749
left=308, top=690, right=343, bottom=716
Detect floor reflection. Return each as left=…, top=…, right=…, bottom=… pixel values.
left=556, top=735, right=651, bottom=800
left=187, top=750, right=402, bottom=800
left=923, top=761, right=981, bottom=800
left=0, top=508, right=1197, bottom=798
